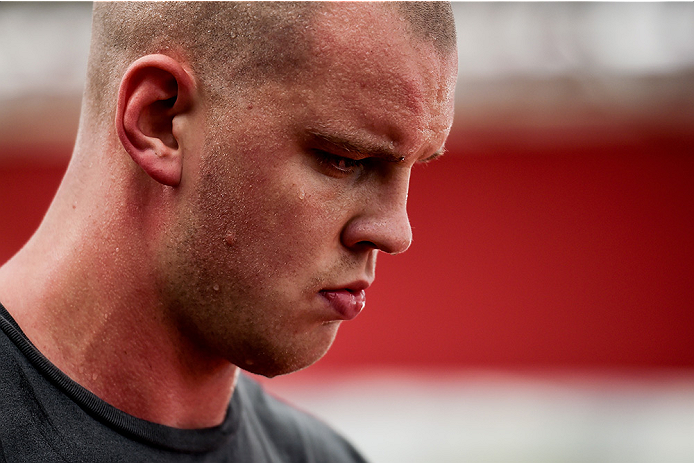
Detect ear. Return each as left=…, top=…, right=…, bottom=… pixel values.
left=115, top=54, right=195, bottom=186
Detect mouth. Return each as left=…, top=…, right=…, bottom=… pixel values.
left=319, top=281, right=369, bottom=321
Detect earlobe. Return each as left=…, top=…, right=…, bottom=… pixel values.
left=115, top=54, right=195, bottom=187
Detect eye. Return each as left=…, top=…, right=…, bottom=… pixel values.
left=313, top=150, right=368, bottom=177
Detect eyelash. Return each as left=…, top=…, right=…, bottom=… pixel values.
left=314, top=150, right=368, bottom=176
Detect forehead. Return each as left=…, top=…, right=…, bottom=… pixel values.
left=294, top=3, right=457, bottom=156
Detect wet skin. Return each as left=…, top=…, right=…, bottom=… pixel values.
left=159, top=4, right=458, bottom=377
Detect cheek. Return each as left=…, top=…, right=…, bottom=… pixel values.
left=196, top=121, right=358, bottom=285
left=198, top=166, right=330, bottom=281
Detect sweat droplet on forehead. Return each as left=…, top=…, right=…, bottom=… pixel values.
left=295, top=6, right=456, bottom=161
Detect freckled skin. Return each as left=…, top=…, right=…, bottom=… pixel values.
left=159, top=4, right=457, bottom=377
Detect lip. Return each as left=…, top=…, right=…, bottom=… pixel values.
left=320, top=289, right=366, bottom=320
left=319, top=280, right=370, bottom=321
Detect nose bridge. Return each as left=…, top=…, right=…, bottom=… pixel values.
left=343, top=170, right=413, bottom=255
left=382, top=174, right=413, bottom=254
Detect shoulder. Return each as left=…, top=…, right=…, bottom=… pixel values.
left=235, top=374, right=368, bottom=463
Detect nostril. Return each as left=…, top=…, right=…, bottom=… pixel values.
left=350, top=241, right=378, bottom=253
left=340, top=191, right=412, bottom=254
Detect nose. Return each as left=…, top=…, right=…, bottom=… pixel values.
left=341, top=177, right=413, bottom=255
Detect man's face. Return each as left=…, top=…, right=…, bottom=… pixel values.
left=162, top=4, right=457, bottom=377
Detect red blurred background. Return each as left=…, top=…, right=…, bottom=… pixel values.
left=2, top=131, right=692, bottom=371
left=2, top=4, right=694, bottom=461
left=1, top=3, right=693, bottom=374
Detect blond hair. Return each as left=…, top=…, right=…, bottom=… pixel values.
left=83, top=2, right=455, bottom=130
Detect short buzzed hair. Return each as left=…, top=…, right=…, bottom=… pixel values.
left=84, top=2, right=455, bottom=129
left=86, top=2, right=319, bottom=126
left=390, top=2, right=456, bottom=55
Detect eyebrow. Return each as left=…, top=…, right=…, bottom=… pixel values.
left=307, top=129, right=445, bottom=164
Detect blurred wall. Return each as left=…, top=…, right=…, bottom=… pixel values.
left=1, top=2, right=693, bottom=371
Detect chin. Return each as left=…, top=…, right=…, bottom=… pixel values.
left=236, top=326, right=339, bottom=378
left=239, top=352, right=322, bottom=378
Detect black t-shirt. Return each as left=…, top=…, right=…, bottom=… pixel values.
left=0, top=303, right=367, bottom=462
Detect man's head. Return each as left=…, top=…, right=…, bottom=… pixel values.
left=78, top=2, right=457, bottom=377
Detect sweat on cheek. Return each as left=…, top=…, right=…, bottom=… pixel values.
left=225, top=231, right=236, bottom=246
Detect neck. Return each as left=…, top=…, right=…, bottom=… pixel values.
left=0, top=159, right=238, bottom=429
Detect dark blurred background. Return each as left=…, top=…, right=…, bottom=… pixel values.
left=1, top=3, right=693, bottom=462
